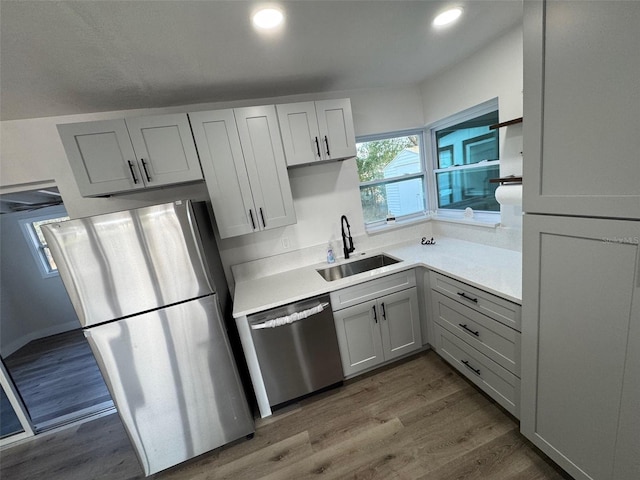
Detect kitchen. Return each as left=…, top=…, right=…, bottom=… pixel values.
left=1, top=1, right=638, bottom=480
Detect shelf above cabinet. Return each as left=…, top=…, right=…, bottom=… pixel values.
left=489, top=117, right=523, bottom=130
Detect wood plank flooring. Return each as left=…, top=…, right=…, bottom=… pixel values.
left=0, top=351, right=572, bottom=480
left=3, top=329, right=112, bottom=428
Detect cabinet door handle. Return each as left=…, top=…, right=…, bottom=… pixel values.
left=459, top=323, right=480, bottom=337
left=249, top=209, right=256, bottom=230
left=462, top=360, right=481, bottom=376
left=140, top=159, right=151, bottom=182
left=324, top=136, right=330, bottom=156
left=127, top=160, right=139, bottom=184
left=381, top=302, right=386, bottom=320
left=372, top=305, right=377, bottom=323
left=259, top=208, right=266, bottom=228
left=457, top=292, right=478, bottom=303
left=314, top=137, right=321, bottom=157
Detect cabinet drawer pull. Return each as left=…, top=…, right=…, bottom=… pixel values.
left=462, top=360, right=481, bottom=376
left=324, top=135, right=330, bottom=156
left=140, top=159, right=151, bottom=182
left=381, top=302, right=386, bottom=320
left=127, top=160, right=139, bottom=184
left=372, top=305, right=377, bottom=323
left=259, top=207, right=266, bottom=228
left=457, top=292, right=478, bottom=303
left=249, top=209, right=256, bottom=229
left=458, top=323, right=480, bottom=337
left=314, top=136, right=321, bottom=157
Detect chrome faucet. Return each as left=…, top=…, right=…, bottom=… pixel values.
left=341, top=215, right=355, bottom=259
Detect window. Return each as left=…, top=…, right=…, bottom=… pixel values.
left=20, top=213, right=69, bottom=277
left=356, top=131, right=426, bottom=225
left=430, top=100, right=500, bottom=213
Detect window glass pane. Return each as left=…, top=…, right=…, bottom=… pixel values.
left=30, top=216, right=69, bottom=272
left=435, top=111, right=499, bottom=168
left=360, top=177, right=425, bottom=223
left=356, top=135, right=420, bottom=182
left=436, top=164, right=500, bottom=211
left=1, top=386, right=24, bottom=438
left=32, top=217, right=69, bottom=246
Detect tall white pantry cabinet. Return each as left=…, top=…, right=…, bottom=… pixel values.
left=521, top=2, right=640, bottom=480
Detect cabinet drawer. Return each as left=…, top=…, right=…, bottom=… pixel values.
left=432, top=291, right=520, bottom=376
left=430, top=271, right=521, bottom=330
left=434, top=323, right=519, bottom=418
left=330, top=270, right=416, bottom=311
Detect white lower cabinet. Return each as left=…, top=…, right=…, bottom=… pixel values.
left=433, top=324, right=519, bottom=417
left=430, top=271, right=522, bottom=418
left=521, top=215, right=640, bottom=480
left=331, top=270, right=421, bottom=377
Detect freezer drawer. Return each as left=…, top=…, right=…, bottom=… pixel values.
left=85, top=295, right=254, bottom=476
left=249, top=295, right=343, bottom=407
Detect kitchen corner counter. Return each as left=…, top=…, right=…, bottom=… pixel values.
left=233, top=237, right=522, bottom=318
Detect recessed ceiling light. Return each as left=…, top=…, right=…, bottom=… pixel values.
left=252, top=8, right=284, bottom=30
left=433, top=7, right=463, bottom=27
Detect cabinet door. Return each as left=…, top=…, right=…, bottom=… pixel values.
left=333, top=300, right=384, bottom=377
left=58, top=119, right=143, bottom=196
left=614, top=301, right=640, bottom=480
left=276, top=102, right=323, bottom=166
left=234, top=105, right=296, bottom=231
left=189, top=109, right=257, bottom=238
left=378, top=288, right=421, bottom=361
left=125, top=114, right=202, bottom=187
left=523, top=0, right=640, bottom=219
left=315, top=99, right=357, bottom=161
left=521, top=214, right=640, bottom=480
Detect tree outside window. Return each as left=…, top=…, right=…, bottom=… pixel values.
left=356, top=132, right=426, bottom=225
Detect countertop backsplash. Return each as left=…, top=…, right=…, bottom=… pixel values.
left=431, top=220, right=522, bottom=252
left=231, top=221, right=434, bottom=284
left=231, top=219, right=522, bottom=287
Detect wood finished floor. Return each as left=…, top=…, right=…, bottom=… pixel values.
left=3, top=329, right=112, bottom=427
left=1, top=351, right=571, bottom=480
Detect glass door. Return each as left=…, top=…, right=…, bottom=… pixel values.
left=1, top=360, right=34, bottom=444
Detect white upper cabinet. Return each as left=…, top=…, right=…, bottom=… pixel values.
left=189, top=109, right=256, bottom=238
left=523, top=0, right=640, bottom=219
left=57, top=114, right=202, bottom=197
left=190, top=105, right=296, bottom=239
left=276, top=98, right=356, bottom=166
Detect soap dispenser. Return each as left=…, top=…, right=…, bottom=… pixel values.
left=327, top=244, right=336, bottom=264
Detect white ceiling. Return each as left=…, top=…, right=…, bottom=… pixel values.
left=0, top=0, right=523, bottom=121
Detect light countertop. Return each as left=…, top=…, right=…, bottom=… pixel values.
left=232, top=237, right=521, bottom=318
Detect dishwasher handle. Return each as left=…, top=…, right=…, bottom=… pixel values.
left=251, top=302, right=330, bottom=330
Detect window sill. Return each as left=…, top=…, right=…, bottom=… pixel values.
left=432, top=211, right=500, bottom=228
left=365, top=213, right=431, bottom=235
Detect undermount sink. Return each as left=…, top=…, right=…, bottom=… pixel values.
left=316, top=254, right=400, bottom=282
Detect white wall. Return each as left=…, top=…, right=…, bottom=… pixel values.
left=420, top=26, right=524, bottom=231
left=0, top=205, right=79, bottom=356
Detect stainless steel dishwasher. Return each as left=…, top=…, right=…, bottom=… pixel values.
left=248, top=294, right=343, bottom=408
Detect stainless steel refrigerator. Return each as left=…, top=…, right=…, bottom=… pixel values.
left=42, top=200, right=254, bottom=476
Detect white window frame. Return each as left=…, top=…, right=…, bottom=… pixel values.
left=356, top=129, right=429, bottom=231
left=426, top=98, right=501, bottom=223
left=19, top=210, right=69, bottom=279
